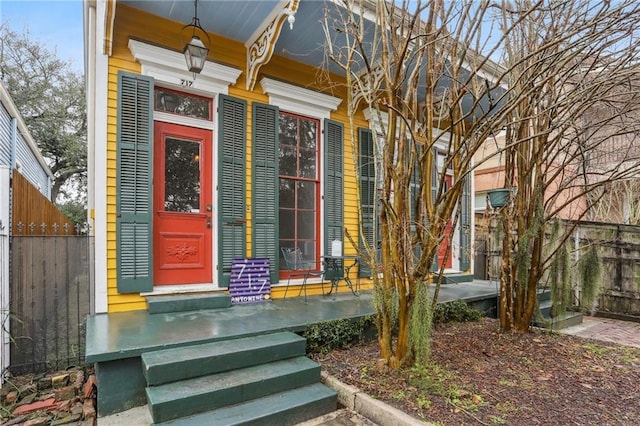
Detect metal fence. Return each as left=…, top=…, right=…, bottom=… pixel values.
left=9, top=223, right=93, bottom=376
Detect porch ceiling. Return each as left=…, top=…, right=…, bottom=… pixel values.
left=117, top=0, right=503, bottom=114
left=119, top=0, right=352, bottom=76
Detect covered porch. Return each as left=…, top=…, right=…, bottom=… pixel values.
left=86, top=281, right=499, bottom=420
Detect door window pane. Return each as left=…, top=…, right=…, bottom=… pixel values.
left=164, top=138, right=201, bottom=213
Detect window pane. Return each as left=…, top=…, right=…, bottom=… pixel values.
left=155, top=88, right=211, bottom=120
left=299, top=147, right=317, bottom=178
left=298, top=211, right=315, bottom=240
left=279, top=114, right=297, bottom=147
left=279, top=178, right=295, bottom=209
left=164, top=138, right=200, bottom=212
left=280, top=145, right=298, bottom=178
left=300, top=119, right=317, bottom=149
left=279, top=209, right=295, bottom=240
left=297, top=181, right=315, bottom=210
left=301, top=241, right=316, bottom=259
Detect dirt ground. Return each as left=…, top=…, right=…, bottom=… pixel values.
left=313, top=318, right=640, bottom=425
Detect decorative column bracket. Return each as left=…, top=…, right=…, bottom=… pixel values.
left=350, top=65, right=385, bottom=112
left=246, top=0, right=299, bottom=91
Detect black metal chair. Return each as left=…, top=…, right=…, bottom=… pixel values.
left=281, top=247, right=324, bottom=303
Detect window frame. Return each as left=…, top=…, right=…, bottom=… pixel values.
left=278, top=111, right=322, bottom=276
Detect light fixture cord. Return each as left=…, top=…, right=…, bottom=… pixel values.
left=193, top=0, right=199, bottom=37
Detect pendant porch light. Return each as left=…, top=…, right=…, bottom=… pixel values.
left=182, top=0, right=210, bottom=76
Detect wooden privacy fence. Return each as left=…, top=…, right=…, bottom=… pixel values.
left=480, top=218, right=640, bottom=318
left=11, top=171, right=75, bottom=235
left=573, top=221, right=640, bottom=317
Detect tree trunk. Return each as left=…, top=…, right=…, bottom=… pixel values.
left=375, top=285, right=393, bottom=361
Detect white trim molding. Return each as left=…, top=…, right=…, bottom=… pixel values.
left=260, top=78, right=341, bottom=119
left=128, top=39, right=242, bottom=95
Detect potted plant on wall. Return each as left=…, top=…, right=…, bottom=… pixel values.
left=488, top=187, right=516, bottom=209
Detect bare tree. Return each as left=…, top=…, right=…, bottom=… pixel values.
left=588, top=178, right=640, bottom=225
left=322, top=0, right=509, bottom=367
left=322, top=0, right=640, bottom=366
left=0, top=24, right=86, bottom=203
left=496, top=0, right=640, bottom=331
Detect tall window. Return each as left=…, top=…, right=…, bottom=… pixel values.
left=279, top=112, right=320, bottom=270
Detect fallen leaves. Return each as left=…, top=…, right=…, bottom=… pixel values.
left=317, top=318, right=640, bottom=426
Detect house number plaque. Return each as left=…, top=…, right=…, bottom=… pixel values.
left=229, top=258, right=271, bottom=304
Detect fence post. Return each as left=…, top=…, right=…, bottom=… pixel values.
left=0, top=165, right=10, bottom=385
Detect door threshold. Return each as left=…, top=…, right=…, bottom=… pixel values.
left=141, top=283, right=222, bottom=296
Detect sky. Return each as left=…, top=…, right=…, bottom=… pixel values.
left=0, top=0, right=84, bottom=73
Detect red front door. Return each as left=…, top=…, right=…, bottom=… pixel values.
left=153, top=122, right=212, bottom=285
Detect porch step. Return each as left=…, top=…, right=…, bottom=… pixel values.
left=538, top=289, right=552, bottom=303
left=154, top=383, right=337, bottom=426
left=146, top=293, right=231, bottom=314
left=146, top=356, right=323, bottom=423
left=534, top=309, right=584, bottom=330
left=142, top=331, right=306, bottom=385
left=433, top=273, right=474, bottom=284
left=535, top=298, right=583, bottom=330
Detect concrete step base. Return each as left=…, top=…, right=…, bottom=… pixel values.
left=153, top=383, right=337, bottom=426
left=146, top=356, right=321, bottom=423
left=142, top=332, right=306, bottom=385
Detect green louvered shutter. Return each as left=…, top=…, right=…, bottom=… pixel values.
left=252, top=103, right=279, bottom=283
left=116, top=72, right=154, bottom=293
left=358, top=128, right=376, bottom=277
left=324, top=119, right=344, bottom=259
left=459, top=174, right=471, bottom=271
left=218, top=95, right=247, bottom=287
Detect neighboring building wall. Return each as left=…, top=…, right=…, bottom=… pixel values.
left=0, top=105, right=11, bottom=165
left=0, top=84, right=53, bottom=199
left=473, top=130, right=506, bottom=214
left=473, top=128, right=587, bottom=220
left=104, top=5, right=371, bottom=312
left=14, top=128, right=51, bottom=198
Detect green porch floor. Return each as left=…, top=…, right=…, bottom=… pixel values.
left=86, top=281, right=499, bottom=416
left=85, top=280, right=499, bottom=364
